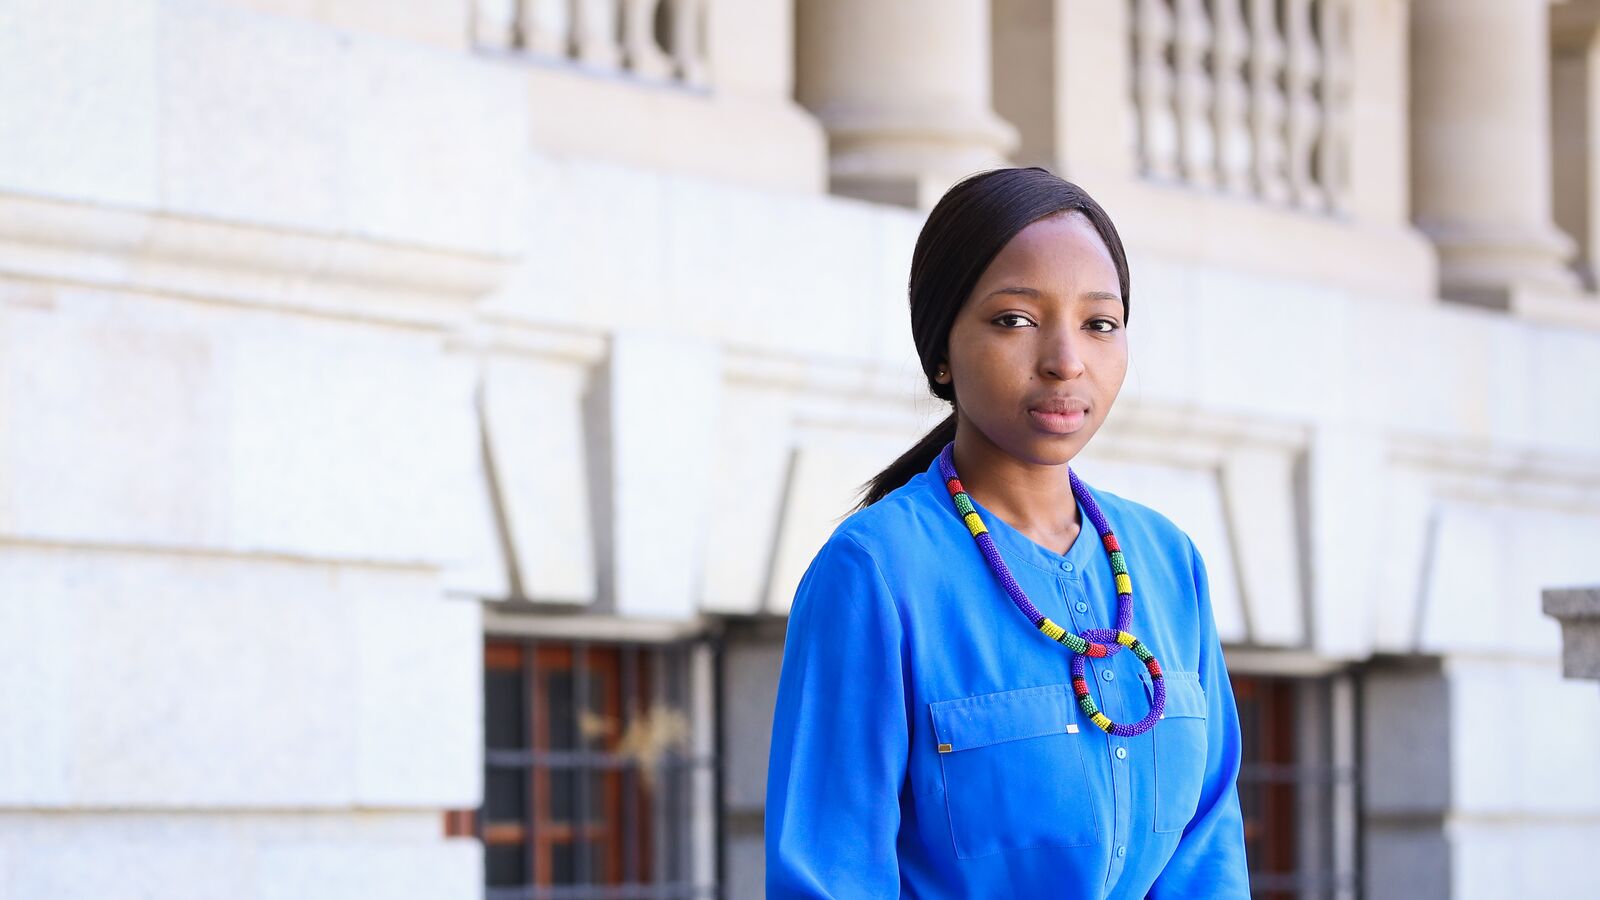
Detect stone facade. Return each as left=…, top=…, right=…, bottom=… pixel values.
left=2, top=1, right=1599, bottom=898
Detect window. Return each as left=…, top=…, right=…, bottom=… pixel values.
left=1233, top=670, right=1360, bottom=898
left=447, top=635, right=721, bottom=899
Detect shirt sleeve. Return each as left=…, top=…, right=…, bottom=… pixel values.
left=1148, top=536, right=1251, bottom=898
left=765, top=532, right=910, bottom=899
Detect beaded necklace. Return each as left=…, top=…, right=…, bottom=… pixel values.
left=937, top=441, right=1166, bottom=736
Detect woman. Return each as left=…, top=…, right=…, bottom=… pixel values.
left=764, top=168, right=1249, bottom=897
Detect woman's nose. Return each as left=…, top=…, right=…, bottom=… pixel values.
left=1039, top=328, right=1087, bottom=380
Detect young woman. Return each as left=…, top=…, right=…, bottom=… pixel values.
left=764, top=168, right=1249, bottom=897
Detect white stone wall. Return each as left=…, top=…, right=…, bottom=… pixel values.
left=2, top=1, right=1599, bottom=898
left=1, top=1, right=510, bottom=895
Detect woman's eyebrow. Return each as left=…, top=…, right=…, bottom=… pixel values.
left=983, top=286, right=1121, bottom=304
left=983, top=286, right=1042, bottom=301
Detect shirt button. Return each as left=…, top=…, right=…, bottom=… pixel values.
left=1074, top=601, right=1089, bottom=614
left=1060, top=560, right=1074, bottom=572
left=1116, top=845, right=1127, bottom=858
left=1102, top=669, right=1115, bottom=682
left=1115, top=746, right=1127, bottom=760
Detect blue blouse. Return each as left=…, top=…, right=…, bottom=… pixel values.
left=765, top=451, right=1250, bottom=898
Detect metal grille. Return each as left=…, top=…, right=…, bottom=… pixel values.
left=471, top=635, right=720, bottom=899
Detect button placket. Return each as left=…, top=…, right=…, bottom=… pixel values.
left=1058, top=570, right=1134, bottom=876
left=1099, top=648, right=1132, bottom=888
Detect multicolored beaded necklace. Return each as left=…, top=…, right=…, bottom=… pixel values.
left=937, top=441, right=1166, bottom=737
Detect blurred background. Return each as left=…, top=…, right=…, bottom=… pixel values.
left=2, top=0, right=1600, bottom=897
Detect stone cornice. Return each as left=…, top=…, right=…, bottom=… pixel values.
left=0, top=193, right=511, bottom=329
left=1390, top=432, right=1600, bottom=513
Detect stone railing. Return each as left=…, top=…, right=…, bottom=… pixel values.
left=472, top=0, right=708, bottom=87
left=1544, top=587, right=1600, bottom=682
left=1128, top=0, right=1349, bottom=213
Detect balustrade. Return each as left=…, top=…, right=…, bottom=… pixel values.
left=474, top=0, right=708, bottom=87
left=1130, top=0, right=1350, bottom=213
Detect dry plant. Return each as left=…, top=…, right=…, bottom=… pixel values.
left=577, top=705, right=691, bottom=792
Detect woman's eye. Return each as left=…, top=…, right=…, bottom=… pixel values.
left=1087, top=318, right=1121, bottom=333
left=994, top=313, right=1035, bottom=328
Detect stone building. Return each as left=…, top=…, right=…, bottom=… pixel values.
left=2, top=1, right=1599, bottom=898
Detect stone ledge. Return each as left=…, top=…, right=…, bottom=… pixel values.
left=1511, top=288, right=1600, bottom=332
left=1543, top=587, right=1600, bottom=679
left=0, top=192, right=510, bottom=328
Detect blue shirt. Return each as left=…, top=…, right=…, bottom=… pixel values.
left=765, top=451, right=1250, bottom=898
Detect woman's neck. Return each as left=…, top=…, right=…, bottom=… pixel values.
left=950, top=428, right=1081, bottom=555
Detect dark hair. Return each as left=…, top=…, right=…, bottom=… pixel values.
left=853, top=166, right=1132, bottom=510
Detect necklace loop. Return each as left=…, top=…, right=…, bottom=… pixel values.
left=937, top=442, right=1166, bottom=736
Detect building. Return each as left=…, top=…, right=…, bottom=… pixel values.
left=2, top=0, right=1599, bottom=897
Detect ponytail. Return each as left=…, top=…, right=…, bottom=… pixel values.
left=853, top=412, right=957, bottom=511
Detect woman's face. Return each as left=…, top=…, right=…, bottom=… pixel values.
left=936, top=212, right=1128, bottom=467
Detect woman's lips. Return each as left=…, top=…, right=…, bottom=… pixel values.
left=1028, top=407, right=1086, bottom=434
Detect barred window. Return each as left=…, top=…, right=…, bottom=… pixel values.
left=447, top=635, right=720, bottom=899
left=1234, top=670, right=1360, bottom=899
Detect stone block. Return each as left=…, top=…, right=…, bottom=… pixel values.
left=0, top=0, right=162, bottom=207
left=1362, top=665, right=1451, bottom=816
left=608, top=330, right=721, bottom=620
left=482, top=354, right=598, bottom=605
left=1446, top=656, right=1600, bottom=816
left=700, top=383, right=793, bottom=615
left=159, top=3, right=347, bottom=231
left=0, top=811, right=479, bottom=900
left=0, top=548, right=477, bottom=808
left=1420, top=503, right=1600, bottom=657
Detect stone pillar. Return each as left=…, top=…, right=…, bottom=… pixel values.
left=795, top=0, right=1018, bottom=208
left=1552, top=3, right=1600, bottom=292
left=1409, top=0, right=1579, bottom=307
left=717, top=618, right=787, bottom=897
left=1362, top=664, right=1453, bottom=900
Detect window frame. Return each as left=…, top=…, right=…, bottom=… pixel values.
left=1226, top=656, right=1362, bottom=899
left=448, top=628, right=723, bottom=900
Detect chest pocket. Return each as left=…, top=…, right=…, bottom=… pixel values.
left=1148, top=671, right=1209, bottom=833
left=928, top=684, right=1100, bottom=859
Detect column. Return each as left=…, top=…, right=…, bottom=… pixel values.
left=795, top=0, right=1018, bottom=208
left=1410, top=0, right=1579, bottom=306
left=1552, top=5, right=1600, bottom=292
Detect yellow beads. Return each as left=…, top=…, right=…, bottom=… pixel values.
left=1090, top=712, right=1113, bottom=732
left=963, top=512, right=987, bottom=536
left=1116, top=631, right=1135, bottom=647
left=1115, top=573, right=1132, bottom=595
left=1039, top=619, right=1066, bottom=641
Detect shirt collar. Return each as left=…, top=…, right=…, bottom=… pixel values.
left=920, top=448, right=1103, bottom=579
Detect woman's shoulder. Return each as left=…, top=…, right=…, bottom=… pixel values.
left=809, top=470, right=951, bottom=574
left=1079, top=479, right=1198, bottom=562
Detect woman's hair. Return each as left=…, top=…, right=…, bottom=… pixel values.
left=854, top=166, right=1131, bottom=510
